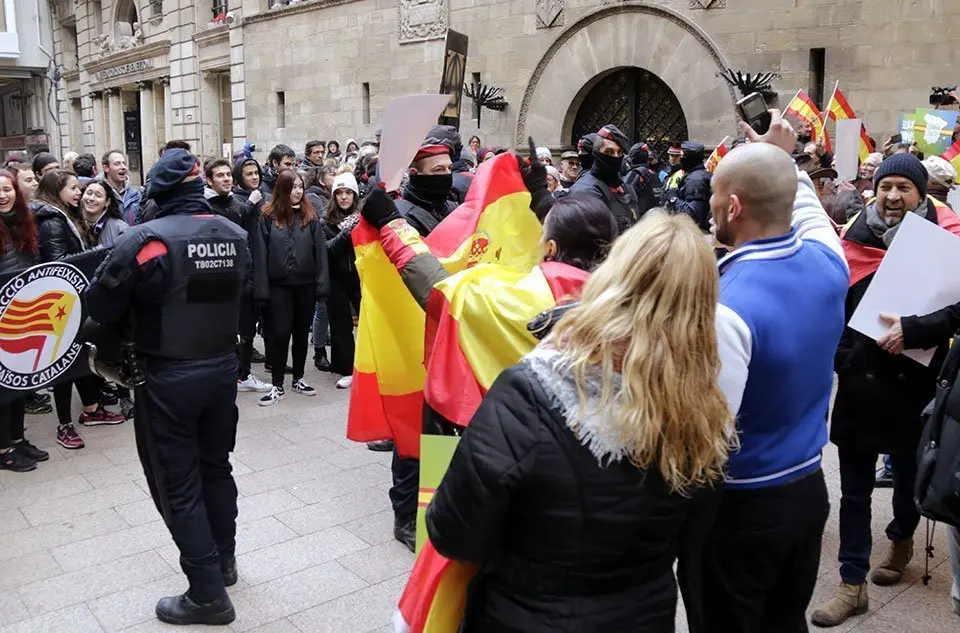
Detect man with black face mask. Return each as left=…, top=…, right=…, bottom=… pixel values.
left=396, top=126, right=459, bottom=237
left=664, top=141, right=712, bottom=232
left=569, top=124, right=639, bottom=234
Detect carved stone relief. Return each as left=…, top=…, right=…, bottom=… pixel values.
left=689, top=0, right=726, bottom=8
left=536, top=0, right=564, bottom=29
left=398, top=0, right=448, bottom=43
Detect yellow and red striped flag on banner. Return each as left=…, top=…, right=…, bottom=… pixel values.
left=823, top=83, right=874, bottom=162
left=785, top=89, right=831, bottom=152
left=941, top=139, right=960, bottom=184
left=705, top=136, right=729, bottom=174
left=347, top=153, right=543, bottom=458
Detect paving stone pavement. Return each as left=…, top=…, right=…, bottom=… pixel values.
left=0, top=360, right=955, bottom=632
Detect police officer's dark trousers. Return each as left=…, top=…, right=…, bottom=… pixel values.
left=137, top=353, right=239, bottom=602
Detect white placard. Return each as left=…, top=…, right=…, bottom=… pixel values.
left=834, top=118, right=862, bottom=182
left=378, top=94, right=453, bottom=193
left=848, top=212, right=960, bottom=365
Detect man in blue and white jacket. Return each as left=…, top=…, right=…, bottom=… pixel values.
left=699, top=110, right=849, bottom=633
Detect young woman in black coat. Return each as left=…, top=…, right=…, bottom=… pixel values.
left=253, top=170, right=329, bottom=405
left=322, top=173, right=361, bottom=389
left=0, top=171, right=48, bottom=471
left=426, top=213, right=735, bottom=633
left=33, top=170, right=124, bottom=450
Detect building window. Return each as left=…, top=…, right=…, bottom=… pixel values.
left=212, top=0, right=228, bottom=20
left=62, top=22, right=79, bottom=71
left=362, top=83, right=370, bottom=125
left=276, top=91, right=285, bottom=128
left=0, top=0, right=18, bottom=58
left=809, top=48, right=825, bottom=110
left=90, top=0, right=102, bottom=33
left=0, top=2, right=5, bottom=31
left=116, top=0, right=138, bottom=25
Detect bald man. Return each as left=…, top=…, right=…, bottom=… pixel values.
left=697, top=111, right=849, bottom=633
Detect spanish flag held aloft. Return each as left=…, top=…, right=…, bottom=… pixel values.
left=823, top=84, right=874, bottom=162
left=704, top=137, right=729, bottom=174
left=784, top=89, right=831, bottom=153
left=347, top=153, right=543, bottom=458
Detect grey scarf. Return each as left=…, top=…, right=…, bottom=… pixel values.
left=864, top=200, right=929, bottom=248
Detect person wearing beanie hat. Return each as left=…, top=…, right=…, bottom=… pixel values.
left=323, top=171, right=362, bottom=391
left=544, top=165, right=563, bottom=193
left=662, top=140, right=713, bottom=231
left=31, top=152, right=59, bottom=177
left=577, top=133, right=599, bottom=173
left=536, top=146, right=553, bottom=166
left=477, top=147, right=495, bottom=164
left=569, top=124, right=639, bottom=233
left=817, top=148, right=960, bottom=628
left=397, top=126, right=459, bottom=237
left=84, top=145, right=251, bottom=625
left=922, top=155, right=957, bottom=204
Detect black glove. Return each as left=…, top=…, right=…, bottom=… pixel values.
left=361, top=187, right=402, bottom=230
left=518, top=137, right=554, bottom=221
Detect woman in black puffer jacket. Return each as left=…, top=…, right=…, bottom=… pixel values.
left=426, top=213, right=734, bottom=633
left=0, top=170, right=48, bottom=472
left=253, top=169, right=329, bottom=405
left=32, top=170, right=124, bottom=451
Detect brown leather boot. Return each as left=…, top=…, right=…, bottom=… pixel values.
left=811, top=582, right=869, bottom=627
left=870, top=537, right=914, bottom=586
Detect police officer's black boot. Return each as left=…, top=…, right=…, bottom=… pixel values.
left=394, top=515, right=416, bottom=553
left=155, top=591, right=235, bottom=626
left=221, top=555, right=238, bottom=587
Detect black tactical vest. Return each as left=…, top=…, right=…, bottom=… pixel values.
left=116, top=215, right=248, bottom=360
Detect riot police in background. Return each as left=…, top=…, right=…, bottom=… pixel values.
left=85, top=149, right=249, bottom=626
left=663, top=141, right=712, bottom=231
left=568, top=124, right=638, bottom=234
left=624, top=142, right=663, bottom=220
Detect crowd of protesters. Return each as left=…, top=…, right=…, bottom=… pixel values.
left=4, top=110, right=960, bottom=631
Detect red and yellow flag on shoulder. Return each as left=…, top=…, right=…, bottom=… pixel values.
left=785, top=89, right=831, bottom=153
left=347, top=153, right=542, bottom=458
left=823, top=82, right=874, bottom=162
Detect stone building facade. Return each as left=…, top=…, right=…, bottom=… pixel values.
left=52, top=0, right=960, bottom=171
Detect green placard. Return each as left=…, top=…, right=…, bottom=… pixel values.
left=914, top=107, right=959, bottom=156
left=416, top=434, right=461, bottom=554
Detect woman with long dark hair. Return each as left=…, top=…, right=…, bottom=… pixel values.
left=33, top=170, right=124, bottom=449
left=0, top=170, right=48, bottom=471
left=79, top=180, right=129, bottom=247
left=323, top=173, right=361, bottom=389
left=253, top=169, right=329, bottom=406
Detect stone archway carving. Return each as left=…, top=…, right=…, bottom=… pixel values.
left=515, top=2, right=738, bottom=147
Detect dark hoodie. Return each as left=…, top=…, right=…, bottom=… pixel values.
left=232, top=158, right=271, bottom=211
left=624, top=143, right=661, bottom=218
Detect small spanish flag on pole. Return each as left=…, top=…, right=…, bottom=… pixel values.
left=705, top=136, right=730, bottom=174
left=941, top=138, right=960, bottom=184
left=784, top=89, right=831, bottom=152
left=823, top=81, right=874, bottom=162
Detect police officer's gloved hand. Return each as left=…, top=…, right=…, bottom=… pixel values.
left=361, top=187, right=402, bottom=230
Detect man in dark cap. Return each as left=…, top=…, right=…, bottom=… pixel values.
left=32, top=152, right=60, bottom=177
left=558, top=150, right=580, bottom=188
left=569, top=124, right=639, bottom=233
left=396, top=125, right=460, bottom=237
left=664, top=141, right=712, bottom=231
left=577, top=133, right=599, bottom=174
left=624, top=142, right=662, bottom=219
left=85, top=149, right=249, bottom=626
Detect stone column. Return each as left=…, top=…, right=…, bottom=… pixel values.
left=137, top=81, right=157, bottom=174
left=158, top=77, right=172, bottom=146
left=90, top=91, right=105, bottom=160
left=105, top=88, right=124, bottom=153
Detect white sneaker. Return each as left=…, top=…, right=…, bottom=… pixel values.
left=258, top=386, right=284, bottom=406
left=336, top=375, right=353, bottom=390
left=238, top=374, right=272, bottom=393
left=292, top=378, right=317, bottom=396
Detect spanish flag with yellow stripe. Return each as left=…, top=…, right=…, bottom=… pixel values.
left=347, top=153, right=542, bottom=458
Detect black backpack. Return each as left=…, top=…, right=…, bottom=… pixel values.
left=915, top=336, right=960, bottom=528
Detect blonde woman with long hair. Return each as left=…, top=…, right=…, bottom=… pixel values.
left=426, top=211, right=735, bottom=633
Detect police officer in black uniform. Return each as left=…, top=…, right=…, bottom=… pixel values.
left=568, top=124, right=638, bottom=234
left=85, top=149, right=249, bottom=626
left=663, top=140, right=713, bottom=232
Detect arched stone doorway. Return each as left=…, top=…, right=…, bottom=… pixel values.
left=571, top=67, right=688, bottom=153
left=516, top=3, right=737, bottom=148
